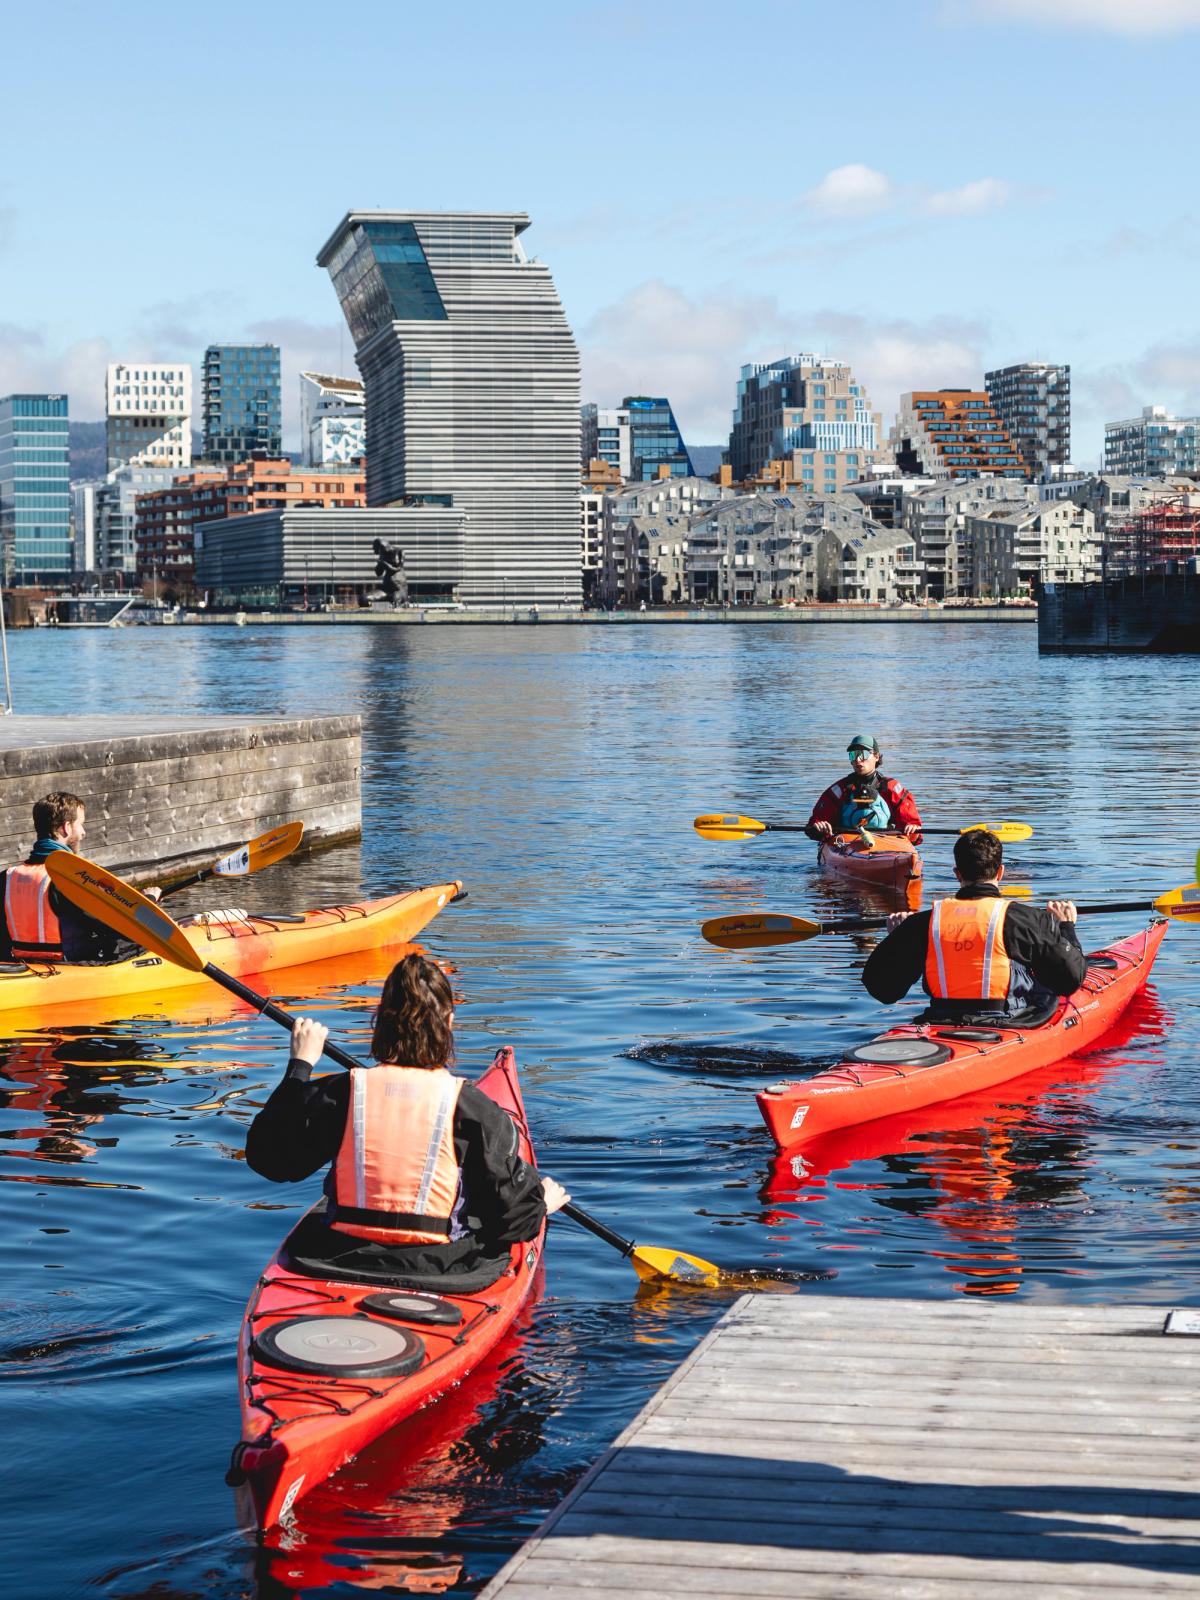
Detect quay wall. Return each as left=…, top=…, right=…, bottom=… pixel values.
left=171, top=605, right=1037, bottom=627
left=0, top=715, right=361, bottom=879
left=1039, top=574, right=1200, bottom=652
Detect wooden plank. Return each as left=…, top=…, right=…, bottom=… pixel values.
left=481, top=1295, right=1200, bottom=1600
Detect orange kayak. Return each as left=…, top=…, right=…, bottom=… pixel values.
left=228, top=1046, right=544, bottom=1531
left=0, top=883, right=460, bottom=1013
left=758, top=920, right=1167, bottom=1149
left=818, top=830, right=922, bottom=893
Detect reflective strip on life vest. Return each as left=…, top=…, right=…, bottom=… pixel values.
left=4, top=864, right=65, bottom=962
left=330, top=1065, right=463, bottom=1244
left=925, top=898, right=1011, bottom=1001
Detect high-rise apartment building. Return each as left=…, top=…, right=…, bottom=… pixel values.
left=318, top=210, right=581, bottom=606
left=582, top=404, right=633, bottom=479
left=984, top=362, right=1070, bottom=479
left=1104, top=406, right=1200, bottom=476
left=890, top=392, right=1023, bottom=478
left=202, top=344, right=282, bottom=464
left=0, top=394, right=72, bottom=581
left=729, top=355, right=880, bottom=481
left=299, top=372, right=366, bottom=466
left=106, top=363, right=192, bottom=471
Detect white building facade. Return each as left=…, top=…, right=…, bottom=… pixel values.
left=105, top=363, right=192, bottom=471
left=300, top=372, right=367, bottom=467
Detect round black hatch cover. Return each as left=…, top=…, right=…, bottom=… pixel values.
left=848, top=1038, right=953, bottom=1067
left=252, top=1316, right=425, bottom=1378
left=360, top=1291, right=464, bottom=1327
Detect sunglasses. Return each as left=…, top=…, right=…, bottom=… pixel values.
left=848, top=748, right=875, bottom=760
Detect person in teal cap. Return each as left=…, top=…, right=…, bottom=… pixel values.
left=804, top=734, right=923, bottom=842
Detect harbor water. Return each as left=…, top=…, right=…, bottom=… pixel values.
left=1, top=622, right=1198, bottom=1598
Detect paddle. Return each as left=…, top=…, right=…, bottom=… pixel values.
left=694, top=813, right=1033, bottom=843
left=702, top=883, right=1200, bottom=950
left=161, top=821, right=304, bottom=897
left=46, top=854, right=720, bottom=1289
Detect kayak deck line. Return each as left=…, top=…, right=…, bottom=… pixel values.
left=478, top=1294, right=1200, bottom=1600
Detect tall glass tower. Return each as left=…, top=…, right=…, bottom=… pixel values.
left=0, top=394, right=71, bottom=582
left=202, top=344, right=282, bottom=464
left=318, top=211, right=581, bottom=606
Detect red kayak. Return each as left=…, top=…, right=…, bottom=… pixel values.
left=228, top=1047, right=544, bottom=1531
left=818, top=829, right=922, bottom=894
left=757, top=920, right=1167, bottom=1150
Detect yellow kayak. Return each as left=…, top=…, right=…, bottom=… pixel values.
left=0, top=883, right=460, bottom=1014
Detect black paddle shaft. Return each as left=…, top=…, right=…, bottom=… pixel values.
left=202, top=962, right=366, bottom=1072
left=823, top=898, right=1163, bottom=938
left=561, top=1201, right=634, bottom=1256
left=161, top=868, right=212, bottom=899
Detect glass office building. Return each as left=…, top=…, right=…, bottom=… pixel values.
left=202, top=344, right=282, bottom=464
left=0, top=394, right=72, bottom=581
left=625, top=396, right=694, bottom=481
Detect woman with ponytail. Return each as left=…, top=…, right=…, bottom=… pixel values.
left=246, top=952, right=568, bottom=1278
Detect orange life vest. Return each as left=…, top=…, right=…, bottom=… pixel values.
left=329, top=1065, right=463, bottom=1244
left=924, top=897, right=1012, bottom=1002
left=4, top=864, right=65, bottom=963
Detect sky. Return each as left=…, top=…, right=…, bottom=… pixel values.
left=2, top=0, right=1200, bottom=464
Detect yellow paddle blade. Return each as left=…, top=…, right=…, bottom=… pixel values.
left=45, top=854, right=204, bottom=972
left=215, top=820, right=304, bottom=878
left=961, top=821, right=1034, bottom=843
left=1154, top=883, right=1200, bottom=920
left=630, top=1244, right=722, bottom=1286
left=702, top=912, right=821, bottom=949
left=693, top=813, right=767, bottom=841
left=1000, top=884, right=1033, bottom=899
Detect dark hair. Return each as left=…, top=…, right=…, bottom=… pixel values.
left=370, top=952, right=455, bottom=1067
left=954, top=828, right=1003, bottom=881
left=33, top=791, right=85, bottom=839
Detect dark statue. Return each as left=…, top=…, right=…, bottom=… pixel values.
left=372, top=539, right=408, bottom=606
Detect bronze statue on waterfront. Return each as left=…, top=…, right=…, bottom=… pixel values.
left=372, top=540, right=408, bottom=606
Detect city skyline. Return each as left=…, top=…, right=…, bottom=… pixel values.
left=2, top=1, right=1199, bottom=462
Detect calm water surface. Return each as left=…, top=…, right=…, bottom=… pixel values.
left=1, top=622, right=1199, bottom=1598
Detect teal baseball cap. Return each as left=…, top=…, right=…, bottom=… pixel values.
left=847, top=733, right=879, bottom=753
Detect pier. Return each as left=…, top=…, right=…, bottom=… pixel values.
left=0, top=714, right=360, bottom=877
left=482, top=1294, right=1200, bottom=1599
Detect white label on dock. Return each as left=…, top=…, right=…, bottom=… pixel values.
left=1164, top=1309, right=1200, bottom=1337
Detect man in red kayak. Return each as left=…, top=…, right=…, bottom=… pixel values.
left=862, top=828, right=1084, bottom=1022
left=804, top=734, right=923, bottom=843
left=0, top=791, right=161, bottom=965
left=246, top=950, right=570, bottom=1279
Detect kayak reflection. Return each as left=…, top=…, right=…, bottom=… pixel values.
left=759, top=985, right=1170, bottom=1297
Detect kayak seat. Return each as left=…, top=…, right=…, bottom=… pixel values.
left=281, top=1206, right=512, bottom=1294
left=916, top=996, right=1062, bottom=1031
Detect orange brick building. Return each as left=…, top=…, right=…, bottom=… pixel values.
left=136, top=459, right=366, bottom=589
left=890, top=391, right=1024, bottom=478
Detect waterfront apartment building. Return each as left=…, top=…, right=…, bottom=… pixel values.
left=967, top=500, right=1100, bottom=596
left=300, top=372, right=366, bottom=466
left=890, top=391, right=1023, bottom=479
left=582, top=396, right=694, bottom=483
left=0, top=393, right=71, bottom=581
left=106, top=363, right=192, bottom=471
left=201, top=344, right=282, bottom=464
left=96, top=466, right=184, bottom=576
left=902, top=478, right=1039, bottom=598
left=1103, top=406, right=1200, bottom=476
left=134, top=460, right=365, bottom=588
left=318, top=210, right=581, bottom=606
left=984, top=362, right=1070, bottom=480
left=728, top=355, right=881, bottom=482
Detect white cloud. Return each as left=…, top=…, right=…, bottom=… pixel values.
left=246, top=316, right=356, bottom=442
left=948, top=0, right=1200, bottom=34
left=578, top=282, right=990, bottom=442
left=926, top=178, right=1014, bottom=216
left=803, top=165, right=893, bottom=217
left=0, top=325, right=112, bottom=418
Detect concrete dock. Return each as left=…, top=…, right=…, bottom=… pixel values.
left=0, top=714, right=360, bottom=877
left=482, top=1294, right=1200, bottom=1599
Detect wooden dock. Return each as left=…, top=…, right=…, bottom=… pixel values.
left=481, top=1294, right=1200, bottom=1599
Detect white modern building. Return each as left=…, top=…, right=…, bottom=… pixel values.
left=300, top=371, right=367, bottom=467
left=581, top=404, right=633, bottom=479
left=105, top=363, right=192, bottom=471
left=318, top=210, right=581, bottom=607
left=1104, top=406, right=1200, bottom=476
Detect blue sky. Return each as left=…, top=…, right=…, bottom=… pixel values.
left=2, top=0, right=1199, bottom=462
